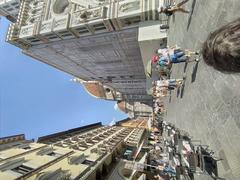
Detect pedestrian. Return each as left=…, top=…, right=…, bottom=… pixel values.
left=156, top=88, right=170, bottom=97
left=156, top=49, right=199, bottom=67
left=159, top=0, right=190, bottom=16
left=157, top=45, right=181, bottom=56
left=153, top=87, right=168, bottom=98
left=202, top=18, right=240, bottom=72
left=154, top=46, right=181, bottom=71
left=155, top=79, right=183, bottom=89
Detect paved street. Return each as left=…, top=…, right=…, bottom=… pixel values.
left=165, top=0, right=240, bottom=179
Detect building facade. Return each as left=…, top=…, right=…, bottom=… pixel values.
left=0, top=0, right=20, bottom=22
left=116, top=118, right=149, bottom=129
left=117, top=100, right=153, bottom=119
left=0, top=122, right=145, bottom=180
left=73, top=78, right=153, bottom=103
left=4, top=0, right=168, bottom=104
left=0, top=134, right=32, bottom=151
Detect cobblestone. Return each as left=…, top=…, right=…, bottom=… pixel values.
left=165, top=0, right=240, bottom=179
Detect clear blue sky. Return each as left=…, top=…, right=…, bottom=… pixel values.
left=0, top=18, right=127, bottom=140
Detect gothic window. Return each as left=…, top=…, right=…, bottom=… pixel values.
left=92, top=23, right=106, bottom=31
left=3, top=5, right=10, bottom=8
left=11, top=165, right=34, bottom=175
left=35, top=168, right=70, bottom=180
left=108, top=76, right=116, bottom=79
left=18, top=144, right=31, bottom=150
left=46, top=152, right=62, bottom=158
left=121, top=16, right=141, bottom=27
left=68, top=154, right=86, bottom=165
left=22, top=146, right=31, bottom=150
left=36, top=147, right=54, bottom=156
left=105, top=88, right=111, bottom=93
left=11, top=2, right=18, bottom=6
left=82, top=159, right=94, bottom=166
left=75, top=27, right=89, bottom=34
left=11, top=143, right=21, bottom=147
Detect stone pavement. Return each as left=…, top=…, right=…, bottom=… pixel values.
left=164, top=0, right=240, bottom=179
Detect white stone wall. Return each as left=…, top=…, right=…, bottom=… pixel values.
left=0, top=0, right=20, bottom=22
left=23, top=28, right=151, bottom=100
left=5, top=0, right=164, bottom=102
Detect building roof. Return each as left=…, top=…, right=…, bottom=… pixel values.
left=0, top=134, right=25, bottom=145
left=83, top=82, right=106, bottom=99
left=37, top=122, right=102, bottom=143
left=117, top=119, right=148, bottom=129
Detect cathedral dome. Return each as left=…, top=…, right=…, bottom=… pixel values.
left=83, top=82, right=106, bottom=98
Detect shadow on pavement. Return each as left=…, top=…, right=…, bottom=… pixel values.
left=180, top=83, right=185, bottom=98
left=177, top=86, right=180, bottom=98
left=187, top=0, right=197, bottom=30
left=191, top=61, right=199, bottom=83
left=180, top=76, right=187, bottom=98
left=184, top=62, right=188, bottom=72
left=169, top=91, right=172, bottom=103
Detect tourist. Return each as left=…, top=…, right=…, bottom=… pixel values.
left=152, top=46, right=199, bottom=67
left=152, top=78, right=183, bottom=98
left=154, top=105, right=167, bottom=115
left=152, top=45, right=178, bottom=62
left=158, top=0, right=190, bottom=16
left=155, top=79, right=183, bottom=89
left=153, top=88, right=169, bottom=98
left=202, top=18, right=240, bottom=72
left=154, top=174, right=168, bottom=180
left=157, top=45, right=181, bottom=56
left=155, top=62, right=172, bottom=78
left=157, top=49, right=199, bottom=67
left=153, top=79, right=182, bottom=96
left=163, top=164, right=176, bottom=176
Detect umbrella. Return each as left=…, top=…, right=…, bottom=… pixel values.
left=146, top=60, right=152, bottom=77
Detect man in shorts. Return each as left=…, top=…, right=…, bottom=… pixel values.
left=156, top=50, right=199, bottom=67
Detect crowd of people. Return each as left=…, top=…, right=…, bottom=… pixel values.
left=149, top=0, right=240, bottom=178
left=159, top=0, right=191, bottom=17
left=151, top=45, right=199, bottom=117
left=148, top=47, right=234, bottom=178
left=150, top=0, right=240, bottom=179
left=150, top=2, right=217, bottom=176
left=159, top=0, right=240, bottom=73
left=158, top=0, right=240, bottom=73
left=147, top=121, right=221, bottom=180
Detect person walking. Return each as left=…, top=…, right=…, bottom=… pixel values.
left=154, top=49, right=199, bottom=68
left=155, top=79, right=183, bottom=89
left=153, top=88, right=169, bottom=98
left=159, top=0, right=190, bottom=16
